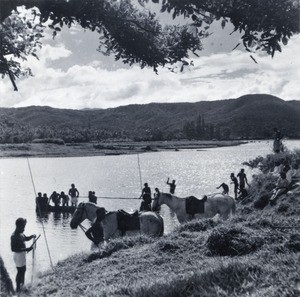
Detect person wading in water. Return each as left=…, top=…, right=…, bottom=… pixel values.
left=69, top=183, right=79, bottom=207
left=139, top=183, right=152, bottom=211
left=166, top=178, right=176, bottom=194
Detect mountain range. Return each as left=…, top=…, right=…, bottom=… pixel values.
left=0, top=94, right=299, bottom=140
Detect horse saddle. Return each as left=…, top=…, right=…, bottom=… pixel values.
left=116, top=210, right=140, bottom=235
left=185, top=195, right=207, bottom=215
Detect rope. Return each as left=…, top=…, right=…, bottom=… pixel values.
left=27, top=158, right=55, bottom=272
left=31, top=236, right=37, bottom=285
left=80, top=196, right=139, bottom=200
left=137, top=153, right=143, bottom=192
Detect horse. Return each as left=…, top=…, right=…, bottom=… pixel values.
left=70, top=202, right=164, bottom=240
left=152, top=192, right=236, bottom=223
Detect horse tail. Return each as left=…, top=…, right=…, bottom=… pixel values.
left=159, top=215, right=164, bottom=236
left=231, top=198, right=236, bottom=215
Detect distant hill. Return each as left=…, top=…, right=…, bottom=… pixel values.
left=0, top=94, right=299, bottom=142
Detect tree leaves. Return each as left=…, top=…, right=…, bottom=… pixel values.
left=0, top=0, right=299, bottom=91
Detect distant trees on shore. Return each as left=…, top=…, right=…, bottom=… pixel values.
left=0, top=118, right=232, bottom=144
left=183, top=115, right=231, bottom=140
left=0, top=125, right=130, bottom=144
left=0, top=112, right=295, bottom=144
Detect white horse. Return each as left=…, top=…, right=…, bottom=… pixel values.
left=152, top=192, right=236, bottom=223
left=70, top=202, right=164, bottom=239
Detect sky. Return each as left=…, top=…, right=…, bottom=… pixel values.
left=0, top=4, right=299, bottom=110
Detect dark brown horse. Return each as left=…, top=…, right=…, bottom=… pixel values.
left=70, top=202, right=164, bottom=239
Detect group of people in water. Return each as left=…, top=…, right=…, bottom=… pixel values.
left=36, top=183, right=100, bottom=210
left=35, top=183, right=98, bottom=209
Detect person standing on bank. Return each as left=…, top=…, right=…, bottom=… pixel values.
left=230, top=173, right=239, bottom=200
left=237, top=168, right=249, bottom=191
left=273, top=128, right=283, bottom=153
left=11, top=218, right=36, bottom=292
left=166, top=178, right=176, bottom=194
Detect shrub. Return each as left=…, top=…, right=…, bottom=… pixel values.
left=32, top=138, right=65, bottom=145
left=206, top=226, right=264, bottom=256
left=176, top=219, right=219, bottom=233
left=254, top=195, right=270, bottom=209
left=285, top=233, right=300, bottom=252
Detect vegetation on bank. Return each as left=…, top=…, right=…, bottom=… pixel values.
left=3, top=149, right=300, bottom=297
left=0, top=140, right=245, bottom=158
left=0, top=256, right=14, bottom=296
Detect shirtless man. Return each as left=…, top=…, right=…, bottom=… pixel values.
left=68, top=183, right=79, bottom=207
left=166, top=178, right=176, bottom=194
left=237, top=169, right=249, bottom=191
left=216, top=183, right=229, bottom=195
left=230, top=173, right=239, bottom=199
left=11, top=218, right=36, bottom=292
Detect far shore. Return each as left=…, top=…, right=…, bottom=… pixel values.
left=0, top=140, right=247, bottom=158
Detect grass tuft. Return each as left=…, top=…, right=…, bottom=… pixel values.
left=206, top=225, right=264, bottom=256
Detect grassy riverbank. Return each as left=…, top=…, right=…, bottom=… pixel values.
left=0, top=140, right=245, bottom=158
left=4, top=149, right=300, bottom=297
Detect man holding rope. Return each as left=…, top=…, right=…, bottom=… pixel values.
left=11, top=218, right=36, bottom=292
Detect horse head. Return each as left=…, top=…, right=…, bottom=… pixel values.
left=70, top=202, right=88, bottom=229
left=152, top=191, right=168, bottom=211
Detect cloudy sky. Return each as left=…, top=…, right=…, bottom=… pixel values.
left=0, top=5, right=299, bottom=110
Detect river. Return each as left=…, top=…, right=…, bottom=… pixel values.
left=0, top=140, right=299, bottom=285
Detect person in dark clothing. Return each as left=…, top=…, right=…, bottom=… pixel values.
left=273, top=128, right=283, bottom=153
left=139, top=183, right=152, bottom=211
left=49, top=191, right=60, bottom=207
left=85, top=208, right=105, bottom=245
left=237, top=188, right=249, bottom=201
left=88, top=191, right=97, bottom=204
left=166, top=178, right=176, bottom=194
left=216, top=183, right=229, bottom=195
left=230, top=173, right=239, bottom=199
left=11, top=218, right=36, bottom=292
left=60, top=191, right=69, bottom=207
left=35, top=192, right=47, bottom=210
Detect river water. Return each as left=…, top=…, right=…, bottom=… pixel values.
left=0, top=140, right=299, bottom=285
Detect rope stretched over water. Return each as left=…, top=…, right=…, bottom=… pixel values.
left=27, top=158, right=55, bottom=272
left=80, top=196, right=139, bottom=200
left=137, top=153, right=143, bottom=192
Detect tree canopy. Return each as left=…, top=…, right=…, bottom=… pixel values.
left=0, top=0, right=299, bottom=90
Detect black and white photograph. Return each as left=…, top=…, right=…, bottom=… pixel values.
left=0, top=1, right=300, bottom=296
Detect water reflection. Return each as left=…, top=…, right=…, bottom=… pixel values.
left=35, top=211, right=49, bottom=222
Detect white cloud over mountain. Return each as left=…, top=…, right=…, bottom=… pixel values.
left=0, top=28, right=299, bottom=109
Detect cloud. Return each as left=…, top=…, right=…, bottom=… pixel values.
left=0, top=35, right=299, bottom=109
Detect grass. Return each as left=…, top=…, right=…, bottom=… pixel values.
left=0, top=255, right=14, bottom=296
left=3, top=149, right=300, bottom=296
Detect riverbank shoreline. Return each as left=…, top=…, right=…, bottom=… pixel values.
left=0, top=140, right=247, bottom=158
